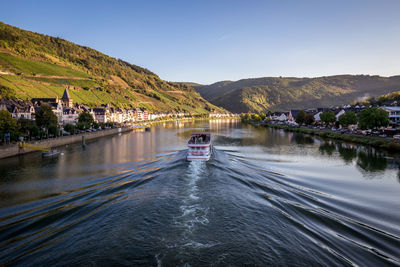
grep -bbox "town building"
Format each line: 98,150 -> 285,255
381,106 -> 400,126
61,88 -> 73,108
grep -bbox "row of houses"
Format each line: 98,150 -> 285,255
269,105 -> 400,126
0,88 -> 236,125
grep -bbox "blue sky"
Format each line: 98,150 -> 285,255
1,0 -> 400,84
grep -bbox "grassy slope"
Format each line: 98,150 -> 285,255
0,22 -> 223,113
194,76 -> 400,113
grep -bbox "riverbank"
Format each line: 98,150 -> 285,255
259,122 -> 400,152
0,127 -> 132,159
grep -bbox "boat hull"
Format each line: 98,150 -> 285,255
42,149 -> 60,157
186,149 -> 212,161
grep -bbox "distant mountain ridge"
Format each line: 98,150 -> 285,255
193,75 -> 400,113
0,21 -> 224,113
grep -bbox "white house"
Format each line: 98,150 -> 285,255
381,106 -> 400,125
314,112 -> 322,122
335,109 -> 345,120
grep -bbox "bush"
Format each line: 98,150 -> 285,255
48,125 -> 59,137
64,123 -> 75,134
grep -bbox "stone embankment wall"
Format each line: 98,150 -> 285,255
0,127 -> 131,159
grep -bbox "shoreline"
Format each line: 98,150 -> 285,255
256,122 -> 400,152
0,127 -> 132,159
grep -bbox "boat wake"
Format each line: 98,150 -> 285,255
176,160 -> 209,233
205,147 -> 400,266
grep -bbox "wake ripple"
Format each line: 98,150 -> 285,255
209,149 -> 400,266
0,152 -> 182,266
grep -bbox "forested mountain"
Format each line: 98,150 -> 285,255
0,22 -> 223,113
193,75 -> 400,113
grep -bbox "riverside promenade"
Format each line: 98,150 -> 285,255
0,127 -> 132,159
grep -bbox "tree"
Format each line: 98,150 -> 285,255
357,107 -> 389,130
320,111 -> 336,125
295,110 -> 306,125
35,104 -> 57,129
76,121 -> 87,130
64,123 -> 75,134
93,121 -> 99,129
251,113 -> 261,122
0,110 -> 17,139
30,125 -> 39,138
241,113 -> 251,121
305,113 -> 315,125
48,125 -> 59,137
78,112 -> 94,128
17,118 -> 37,139
338,111 -> 357,127
259,113 -> 266,121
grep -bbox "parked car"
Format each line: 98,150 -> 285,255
393,134 -> 400,139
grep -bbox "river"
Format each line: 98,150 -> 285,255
0,119 -> 399,266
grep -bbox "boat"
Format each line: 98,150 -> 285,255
187,132 -> 212,161
42,149 -> 61,158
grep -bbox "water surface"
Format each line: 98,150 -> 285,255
0,120 -> 399,266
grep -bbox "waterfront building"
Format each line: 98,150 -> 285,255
62,107 -> 79,125
92,107 -> 110,123
381,106 -> 400,126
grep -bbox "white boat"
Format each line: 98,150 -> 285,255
42,149 -> 60,158
187,132 -> 212,161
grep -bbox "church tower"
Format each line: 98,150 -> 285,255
61,88 -> 73,108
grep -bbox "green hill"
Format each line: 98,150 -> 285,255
0,21 -> 223,113
193,75 -> 400,113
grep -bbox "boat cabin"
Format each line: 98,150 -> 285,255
188,132 -> 211,144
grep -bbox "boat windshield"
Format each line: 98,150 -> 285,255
188,134 -> 210,144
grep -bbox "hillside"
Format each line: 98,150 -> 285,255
194,76 -> 400,113
0,22 -> 224,113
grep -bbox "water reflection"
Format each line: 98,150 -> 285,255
293,133 -> 314,145
337,143 -> 357,163
319,142 -> 336,156
283,131 -> 399,178
357,151 -> 387,173
316,140 -> 391,174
